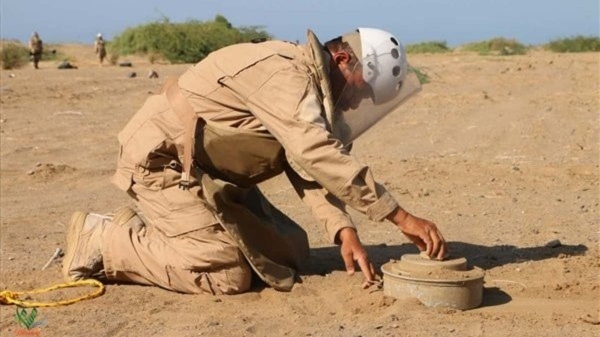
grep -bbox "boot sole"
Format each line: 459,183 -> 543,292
62,211 -> 88,281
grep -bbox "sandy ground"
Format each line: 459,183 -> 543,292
0,45 -> 598,337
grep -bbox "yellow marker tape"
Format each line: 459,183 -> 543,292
0,279 -> 105,308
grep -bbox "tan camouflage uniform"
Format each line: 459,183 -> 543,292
94,36 -> 106,64
29,33 -> 43,69
98,31 -> 400,294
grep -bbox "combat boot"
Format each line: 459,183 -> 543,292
62,211 -> 112,281
62,207 -> 148,281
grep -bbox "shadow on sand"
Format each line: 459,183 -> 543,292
292,241 -> 587,308
299,241 -> 588,276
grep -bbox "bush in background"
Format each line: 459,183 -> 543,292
110,14 -> 271,64
109,52 -> 120,65
406,41 -> 451,54
461,37 -> 528,55
0,41 -> 29,69
0,41 -> 70,69
41,45 -> 65,61
545,36 -> 600,52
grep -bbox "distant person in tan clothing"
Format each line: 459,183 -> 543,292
62,27 -> 447,295
94,33 -> 107,65
28,32 -> 43,69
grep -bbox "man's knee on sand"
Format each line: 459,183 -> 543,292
153,226 -> 254,295
163,259 -> 252,295
98,203 -> 253,295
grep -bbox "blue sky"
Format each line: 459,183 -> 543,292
1,0 -> 598,46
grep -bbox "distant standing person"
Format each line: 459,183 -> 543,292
29,32 -> 43,69
95,33 -> 107,65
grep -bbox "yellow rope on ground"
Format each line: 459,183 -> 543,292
0,279 -> 105,308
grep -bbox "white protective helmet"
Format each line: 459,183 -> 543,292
358,28 -> 408,104
97,33 -> 103,38
331,27 -> 421,144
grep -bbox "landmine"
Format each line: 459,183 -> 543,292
381,254 -> 485,310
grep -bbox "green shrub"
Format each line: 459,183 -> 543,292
41,45 -> 64,61
110,15 -> 272,64
0,42 -> 29,69
409,65 -> 430,84
109,52 -> 119,65
544,36 -> 600,52
461,37 -> 528,55
406,41 -> 451,54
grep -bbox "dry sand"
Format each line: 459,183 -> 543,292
1,45 -> 598,337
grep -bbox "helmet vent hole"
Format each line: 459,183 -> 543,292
391,49 -> 399,59
390,37 -> 399,46
392,66 -> 401,77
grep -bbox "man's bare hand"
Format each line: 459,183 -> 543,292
386,207 -> 447,260
337,227 -> 376,288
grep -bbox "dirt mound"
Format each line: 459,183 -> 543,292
26,163 -> 77,181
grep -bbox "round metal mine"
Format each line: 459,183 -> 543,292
381,254 -> 485,310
